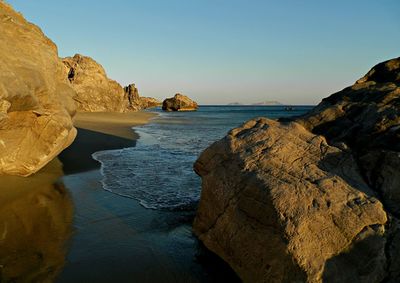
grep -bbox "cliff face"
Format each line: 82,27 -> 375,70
193,57 -> 400,282
0,2 -> 77,176
62,55 -> 159,112
62,54 -> 131,112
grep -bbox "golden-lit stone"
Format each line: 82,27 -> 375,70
0,2 -> 76,176
162,93 -> 198,111
193,57 -> 400,282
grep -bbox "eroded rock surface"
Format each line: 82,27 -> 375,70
62,54 -> 131,112
0,2 -> 77,176
124,83 -> 141,111
62,55 -> 159,112
162,93 -> 198,111
193,57 -> 400,282
297,57 -> 400,217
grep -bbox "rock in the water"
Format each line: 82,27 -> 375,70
162,93 -> 198,111
194,119 -> 387,282
193,57 -> 400,282
140,97 -> 161,109
62,54 -> 131,112
0,2 -> 77,176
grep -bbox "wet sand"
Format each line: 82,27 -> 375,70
59,111 -> 156,174
54,111 -> 239,282
0,159 -> 73,282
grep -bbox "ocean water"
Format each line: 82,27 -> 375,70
92,105 -> 313,210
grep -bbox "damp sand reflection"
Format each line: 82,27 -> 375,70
0,159 -> 73,282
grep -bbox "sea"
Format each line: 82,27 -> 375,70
92,105 -> 313,211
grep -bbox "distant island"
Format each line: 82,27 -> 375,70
228,101 -> 282,106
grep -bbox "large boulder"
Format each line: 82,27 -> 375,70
162,93 -> 198,111
62,54 -> 133,112
0,2 -> 77,176
298,57 -> 400,216
193,57 -> 400,282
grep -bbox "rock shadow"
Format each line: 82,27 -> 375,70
58,127 -> 136,175
322,233 -> 386,283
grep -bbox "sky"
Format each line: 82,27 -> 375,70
6,0 -> 400,105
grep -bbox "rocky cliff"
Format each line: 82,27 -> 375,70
0,2 -> 77,176
193,57 -> 400,282
62,55 -> 158,112
62,54 -> 131,112
162,93 -> 198,111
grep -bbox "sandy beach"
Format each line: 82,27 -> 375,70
0,159 -> 73,282
56,110 -> 238,282
0,110 -> 238,282
0,111 -> 156,282
73,111 -> 157,140
59,111 -> 157,174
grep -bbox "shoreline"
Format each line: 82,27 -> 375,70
55,110 -> 239,282
59,111 -> 157,174
73,111 -> 157,140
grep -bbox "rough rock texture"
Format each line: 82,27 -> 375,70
62,54 -> 132,112
62,55 -> 159,112
298,57 -> 400,217
162,93 -> 198,111
140,97 -> 161,109
124,83 -> 141,111
0,2 -> 77,176
193,57 -> 400,282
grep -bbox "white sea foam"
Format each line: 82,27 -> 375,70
93,106 -> 312,210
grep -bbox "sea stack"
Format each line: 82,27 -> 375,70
0,2 -> 77,176
162,93 -> 198,111
123,83 -> 141,111
193,57 -> 400,282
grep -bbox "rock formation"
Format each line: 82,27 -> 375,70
140,97 -> 161,109
0,2 -> 77,176
193,57 -> 400,282
62,54 -> 131,112
62,55 -> 159,112
124,83 -> 141,111
162,93 -> 198,111
298,57 -> 400,217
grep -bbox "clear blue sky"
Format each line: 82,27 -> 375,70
7,0 -> 400,105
